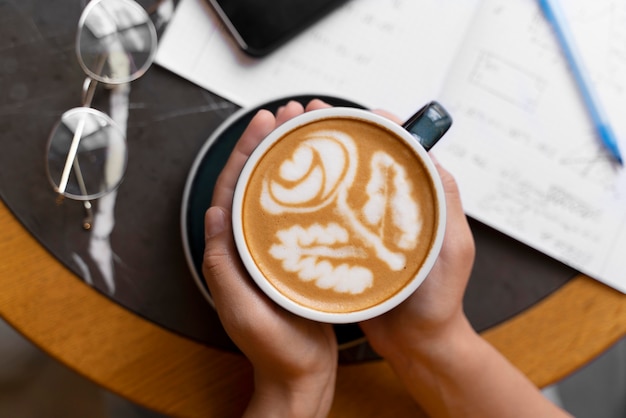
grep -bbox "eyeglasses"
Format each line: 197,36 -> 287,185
45,0 -> 158,230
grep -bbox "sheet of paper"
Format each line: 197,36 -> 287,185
155,0 -> 480,121
434,0 -> 626,292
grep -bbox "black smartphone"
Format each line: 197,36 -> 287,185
205,0 -> 349,57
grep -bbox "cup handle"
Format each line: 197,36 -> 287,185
402,101 -> 452,151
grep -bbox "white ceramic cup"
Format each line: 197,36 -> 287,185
232,106 -> 448,323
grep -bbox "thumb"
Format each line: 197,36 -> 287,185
202,206 -> 239,298
205,205 -> 229,242
203,206 -> 269,321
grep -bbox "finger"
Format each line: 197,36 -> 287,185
211,109 -> 276,209
432,158 -> 464,223
202,206 -> 263,311
432,159 -> 476,264
202,206 -> 237,297
305,99 -> 332,112
372,109 -> 402,125
275,100 -> 304,126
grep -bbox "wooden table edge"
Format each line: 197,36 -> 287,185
2,199 -> 626,416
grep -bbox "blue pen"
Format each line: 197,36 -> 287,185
538,0 -> 623,165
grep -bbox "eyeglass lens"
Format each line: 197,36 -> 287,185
46,108 -> 127,201
77,0 -> 157,84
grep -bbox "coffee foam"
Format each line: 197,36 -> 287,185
242,117 -> 438,313
261,130 -> 356,214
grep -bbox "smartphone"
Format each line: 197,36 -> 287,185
206,0 -> 349,57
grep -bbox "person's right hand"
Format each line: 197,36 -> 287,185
359,159 -> 476,360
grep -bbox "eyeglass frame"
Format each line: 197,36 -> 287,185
45,0 -> 159,230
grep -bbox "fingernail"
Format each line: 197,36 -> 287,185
205,206 -> 227,240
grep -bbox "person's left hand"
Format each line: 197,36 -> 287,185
203,100 -> 337,418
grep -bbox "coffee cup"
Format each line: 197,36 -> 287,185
232,103 -> 451,323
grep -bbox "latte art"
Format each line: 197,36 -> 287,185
261,130 -> 356,214
365,151 -> 421,250
240,117 -> 439,314
269,222 -> 373,295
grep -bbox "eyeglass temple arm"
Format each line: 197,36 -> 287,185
63,50 -> 111,228
57,115 -> 86,195
56,77 -> 99,196
56,77 -> 97,230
